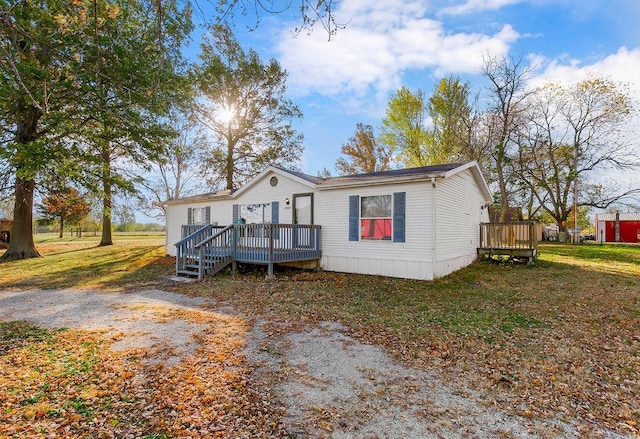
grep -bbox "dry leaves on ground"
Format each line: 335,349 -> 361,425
0,312 -> 288,438
171,250 -> 640,437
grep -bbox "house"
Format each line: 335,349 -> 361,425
166,161 -> 492,280
594,212 -> 640,243
0,218 -> 11,244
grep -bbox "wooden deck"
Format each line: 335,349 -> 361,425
478,221 -> 537,264
175,224 -> 321,279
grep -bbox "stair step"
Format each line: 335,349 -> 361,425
177,270 -> 199,277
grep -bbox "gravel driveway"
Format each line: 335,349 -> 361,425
0,288 -> 628,438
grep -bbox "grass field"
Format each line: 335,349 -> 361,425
1,239 -> 639,437
0,234 -> 167,290
32,231 -> 166,244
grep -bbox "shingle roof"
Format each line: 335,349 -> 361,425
171,161 -> 488,203
271,166 -> 322,184
275,163 -> 465,186
319,163 -> 464,184
165,189 -> 234,205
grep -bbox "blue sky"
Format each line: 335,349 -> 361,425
191,0 -> 640,183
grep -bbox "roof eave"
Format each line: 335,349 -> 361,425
166,193 -> 233,205
316,172 -> 449,190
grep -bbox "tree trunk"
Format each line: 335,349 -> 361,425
0,177 -> 40,261
2,101 -> 43,261
226,140 -> 234,190
100,147 -> 113,246
59,216 -> 64,238
496,142 -> 509,222
226,131 -> 235,190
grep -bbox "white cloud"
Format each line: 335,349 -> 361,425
277,0 -> 519,99
439,0 -> 525,16
529,46 -> 640,103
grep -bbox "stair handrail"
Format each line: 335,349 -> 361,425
175,224 -> 214,275
194,224 -> 233,249
175,224 -> 214,247
194,225 -> 234,280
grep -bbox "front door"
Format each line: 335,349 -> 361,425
293,193 -> 313,247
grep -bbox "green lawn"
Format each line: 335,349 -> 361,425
0,236 -> 168,290
33,231 -> 166,244
1,240 -> 639,436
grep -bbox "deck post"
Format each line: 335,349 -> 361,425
197,246 -> 204,280
232,225 -> 238,260
266,224 -> 275,279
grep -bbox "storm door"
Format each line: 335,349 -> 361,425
293,193 -> 314,247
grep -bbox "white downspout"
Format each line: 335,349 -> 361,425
431,177 -> 437,279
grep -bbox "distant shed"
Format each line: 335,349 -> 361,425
0,217 -> 11,244
594,213 -> 640,243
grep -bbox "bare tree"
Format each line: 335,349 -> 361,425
138,113 -> 208,219
514,77 -> 639,230
482,55 -> 531,220
193,0 -> 343,38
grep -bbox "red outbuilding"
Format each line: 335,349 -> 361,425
594,212 -> 640,243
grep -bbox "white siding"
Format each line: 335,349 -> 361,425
316,181 -> 435,280
596,220 -> 606,243
433,169 -> 488,277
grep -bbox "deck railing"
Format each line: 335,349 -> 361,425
181,224 -> 220,238
478,221 -> 537,263
176,223 -> 321,278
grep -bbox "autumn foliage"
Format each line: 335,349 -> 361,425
39,188 -> 91,238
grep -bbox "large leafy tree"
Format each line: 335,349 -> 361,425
192,24 -> 303,190
514,77 -> 639,231
335,123 -> 391,175
0,0 -> 79,259
379,87 -> 430,167
427,76 -> 473,164
79,0 -> 190,246
0,0 -> 191,258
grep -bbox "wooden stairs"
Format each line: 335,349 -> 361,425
177,255 -> 234,278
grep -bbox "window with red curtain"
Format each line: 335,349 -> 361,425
360,195 -> 392,240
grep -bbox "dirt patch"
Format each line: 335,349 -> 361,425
246,320 -> 631,438
0,288 -> 633,438
0,288 -> 214,366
